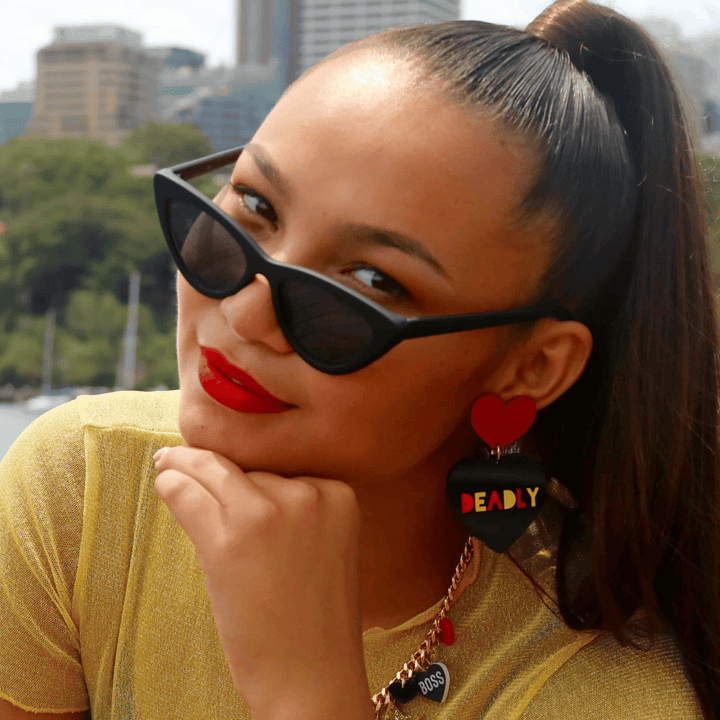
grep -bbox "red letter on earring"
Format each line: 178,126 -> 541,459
487,490 -> 503,511
516,488 -> 527,508
461,494 -> 474,513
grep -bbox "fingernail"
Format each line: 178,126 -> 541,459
153,446 -> 168,463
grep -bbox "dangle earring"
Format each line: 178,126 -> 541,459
446,395 -> 547,554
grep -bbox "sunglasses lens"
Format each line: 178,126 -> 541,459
165,191 -> 378,371
168,198 -> 247,293
279,279 -> 375,368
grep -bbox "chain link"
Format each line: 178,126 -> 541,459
372,537 -> 474,718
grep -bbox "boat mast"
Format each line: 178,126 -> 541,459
117,271 -> 140,391
41,307 -> 56,395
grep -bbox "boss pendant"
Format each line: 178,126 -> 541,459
388,662 -> 451,705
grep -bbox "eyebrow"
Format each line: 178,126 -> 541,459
244,142 -> 292,200
242,143 -> 448,278
338,224 -> 449,278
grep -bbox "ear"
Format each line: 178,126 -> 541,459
490,320 -> 592,410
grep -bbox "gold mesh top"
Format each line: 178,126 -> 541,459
0,391 -> 702,719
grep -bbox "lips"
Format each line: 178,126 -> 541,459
199,347 -> 293,414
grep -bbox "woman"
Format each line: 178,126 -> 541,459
0,1 -> 717,718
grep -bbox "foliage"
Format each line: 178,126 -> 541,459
0,315 -> 46,386
137,330 -> 180,389
1,193 -> 162,315
122,122 -> 213,169
0,131 -> 184,390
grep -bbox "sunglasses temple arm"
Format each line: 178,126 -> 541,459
170,146 -> 245,182
398,304 -> 574,340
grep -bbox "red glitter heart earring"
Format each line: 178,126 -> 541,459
446,394 -> 547,553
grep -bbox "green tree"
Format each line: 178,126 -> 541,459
136,329 -> 179,389
64,289 -> 126,343
122,122 -> 213,168
0,315 -> 46,385
1,193 -> 163,317
0,136 -> 181,389
56,291 -> 178,389
0,137 -> 129,217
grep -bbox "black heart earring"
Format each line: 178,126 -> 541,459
446,394 -> 547,554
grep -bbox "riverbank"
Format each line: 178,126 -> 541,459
0,384 -> 111,404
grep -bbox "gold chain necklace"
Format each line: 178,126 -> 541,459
372,537 -> 475,718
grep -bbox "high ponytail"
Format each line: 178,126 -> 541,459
376,3 -> 720,717
527,5 -> 720,717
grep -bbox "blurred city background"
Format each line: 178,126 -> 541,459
1,0 -> 719,453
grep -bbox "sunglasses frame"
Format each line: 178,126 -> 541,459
154,145 -> 574,375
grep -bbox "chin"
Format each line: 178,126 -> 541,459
176,384 -> 302,476
177,387 -> 222,450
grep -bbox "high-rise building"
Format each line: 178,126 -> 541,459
161,63 -> 279,150
237,0 -> 276,65
272,0 -> 301,87
154,47 -> 208,118
216,0 -> 462,149
0,82 -> 34,144
237,0 -> 300,87
297,0 -> 461,74
151,47 -> 206,72
26,25 -> 160,147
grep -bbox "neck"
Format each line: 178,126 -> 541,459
352,462 -> 471,633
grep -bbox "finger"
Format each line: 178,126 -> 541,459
249,471 -> 359,525
153,450 -> 284,557
154,467 -> 224,545
244,472 -> 361,563
154,445 -> 262,508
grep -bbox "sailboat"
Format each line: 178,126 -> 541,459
25,270 -> 141,413
115,270 -> 140,391
24,307 -> 72,412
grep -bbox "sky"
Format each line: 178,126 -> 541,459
2,0 -> 720,94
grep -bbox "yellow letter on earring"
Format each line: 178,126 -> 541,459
526,487 -> 539,507
503,489 -> 516,509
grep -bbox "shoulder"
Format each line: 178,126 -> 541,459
2,390 -> 182,503
74,389 -> 181,435
5,390 -> 181,456
1,390 -> 181,510
520,628 -> 703,719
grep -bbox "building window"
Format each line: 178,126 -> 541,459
62,115 -> 88,132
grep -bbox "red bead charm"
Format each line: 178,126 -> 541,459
439,617 -> 455,645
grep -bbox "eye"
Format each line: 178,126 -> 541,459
348,266 -> 408,299
230,184 -> 278,225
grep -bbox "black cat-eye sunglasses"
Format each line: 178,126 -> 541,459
154,145 -> 572,375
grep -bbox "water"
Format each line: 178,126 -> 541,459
0,403 -> 45,460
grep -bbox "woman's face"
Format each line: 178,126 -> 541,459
176,48 -> 551,483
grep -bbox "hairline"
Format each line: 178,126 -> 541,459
285,32 -> 555,264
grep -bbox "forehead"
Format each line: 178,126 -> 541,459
259,51 -> 532,217
246,48 -> 549,307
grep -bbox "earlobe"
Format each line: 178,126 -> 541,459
496,320 -> 593,410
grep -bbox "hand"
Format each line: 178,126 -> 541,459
153,446 -> 375,720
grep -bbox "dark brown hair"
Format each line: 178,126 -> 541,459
378,2 -> 720,717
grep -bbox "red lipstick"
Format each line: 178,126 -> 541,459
199,347 -> 292,414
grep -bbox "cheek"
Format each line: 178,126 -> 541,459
175,275 -> 213,346
301,332 -> 503,474
175,278 -> 197,378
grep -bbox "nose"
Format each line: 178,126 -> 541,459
219,274 -> 294,355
